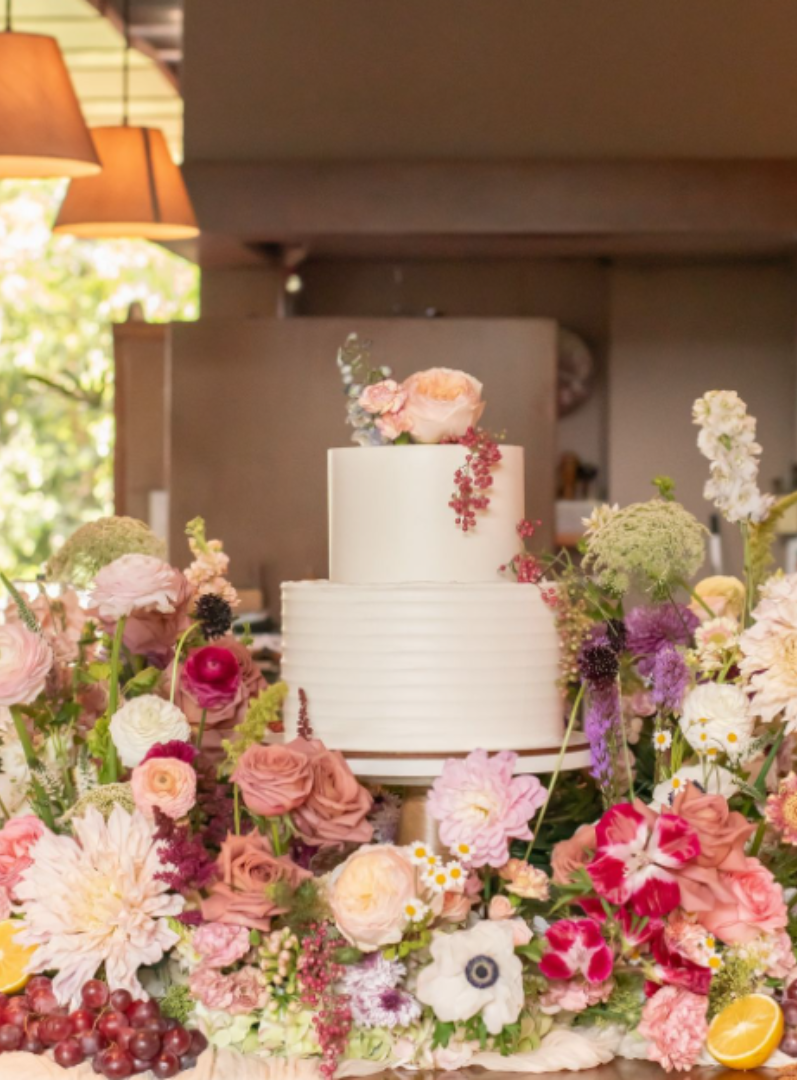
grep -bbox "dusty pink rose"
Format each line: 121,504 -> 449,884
401,368 -> 485,444
488,895 -> 514,921
327,845 -> 417,951
288,738 -> 373,848
5,588 -> 87,665
231,743 -> 313,818
90,554 -> 185,622
0,815 -> 46,900
358,380 -> 408,416
201,832 -> 311,931
131,757 -> 197,820
121,570 -> 194,658
170,636 -> 267,760
193,922 -> 251,969
670,783 -> 753,871
189,964 -> 268,1015
638,986 -> 708,1072
540,978 -> 614,1016
182,646 -> 242,710
698,857 -> 788,944
0,622 -> 53,707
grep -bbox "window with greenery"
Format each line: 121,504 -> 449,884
0,180 -> 199,576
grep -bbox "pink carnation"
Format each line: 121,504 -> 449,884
193,922 -> 251,968
540,978 -> 614,1015
0,622 -> 53,707
427,750 -> 546,868
638,986 -> 708,1072
0,816 -> 46,901
189,964 -> 268,1015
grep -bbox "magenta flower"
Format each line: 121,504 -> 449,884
182,645 -> 242,710
588,803 -> 700,917
539,918 -> 613,984
427,750 -> 546,869
143,740 -> 199,765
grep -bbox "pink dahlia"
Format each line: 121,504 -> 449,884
427,750 -> 546,869
539,918 -> 614,984
766,772 -> 797,845
588,803 -> 700,917
638,985 -> 708,1072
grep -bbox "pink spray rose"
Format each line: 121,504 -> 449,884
698,857 -> 788,945
400,368 -> 485,444
487,895 -> 514,921
0,816 -> 46,900
288,738 -> 373,848
358,380 -> 408,417
327,845 -> 417,951
231,743 -> 313,818
638,986 -> 708,1072
193,922 -> 251,968
0,622 -> 53,707
131,756 -> 197,820
182,646 -> 242,710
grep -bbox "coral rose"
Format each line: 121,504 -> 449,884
288,738 -> 373,847
401,368 -> 485,444
0,622 -> 53,707
698,858 -> 788,945
201,833 -> 311,931
182,645 -> 242,710
327,845 -> 418,951
670,782 -> 753,871
231,744 -> 313,818
131,757 -> 196,820
0,815 -> 45,900
551,825 -> 598,885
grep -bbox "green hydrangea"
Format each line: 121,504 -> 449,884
583,499 -> 706,599
47,516 -> 166,586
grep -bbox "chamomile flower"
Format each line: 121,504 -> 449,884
445,861 -> 467,892
450,841 -> 474,863
653,730 -> 672,752
424,865 -> 453,894
707,953 -> 724,973
402,898 -> 429,924
408,841 -> 433,866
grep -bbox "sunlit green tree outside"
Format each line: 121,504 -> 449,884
0,180 -> 199,577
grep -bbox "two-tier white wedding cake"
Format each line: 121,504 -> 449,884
281,439 -> 590,779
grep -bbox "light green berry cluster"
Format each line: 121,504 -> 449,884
258,927 -> 301,1013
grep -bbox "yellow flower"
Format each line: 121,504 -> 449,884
690,576 -> 745,623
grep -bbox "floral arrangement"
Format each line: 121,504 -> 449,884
5,389 -> 797,1078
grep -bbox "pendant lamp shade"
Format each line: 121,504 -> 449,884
53,126 -> 199,240
0,32 -> 101,178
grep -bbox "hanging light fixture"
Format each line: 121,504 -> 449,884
0,0 -> 100,178
53,0 -> 198,240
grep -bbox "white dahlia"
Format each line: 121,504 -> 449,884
740,574 -> 797,730
15,805 -> 183,1006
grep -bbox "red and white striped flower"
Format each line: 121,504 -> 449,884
587,803 -> 700,918
539,918 -> 613,984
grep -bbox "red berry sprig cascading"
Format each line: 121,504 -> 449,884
298,923 -> 352,1079
448,427 -> 502,532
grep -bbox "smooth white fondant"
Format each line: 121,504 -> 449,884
281,580 -> 585,777
328,445 -> 524,584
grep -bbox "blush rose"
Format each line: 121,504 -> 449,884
698,858 -> 788,944
231,743 -> 313,818
400,368 -> 485,444
328,845 -> 417,951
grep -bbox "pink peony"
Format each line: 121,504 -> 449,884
358,380 -> 408,417
400,368 -> 485,444
638,986 -> 708,1072
288,737 -> 373,848
539,918 -> 614,985
131,757 -> 197,820
328,845 -> 418,951
231,743 -> 313,818
540,978 -> 614,1015
0,622 -> 53,707
193,922 -> 251,968
90,554 -> 186,622
0,816 -> 46,900
427,750 -> 546,869
698,857 -> 788,945
182,646 -> 242,710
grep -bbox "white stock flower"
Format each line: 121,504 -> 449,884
740,573 -> 797,730
679,682 -> 754,759
415,920 -> 524,1035
110,694 -> 191,768
693,390 -> 773,524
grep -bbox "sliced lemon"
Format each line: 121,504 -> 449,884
707,993 -> 784,1070
0,920 -> 36,995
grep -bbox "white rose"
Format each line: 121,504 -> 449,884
110,694 -> 191,768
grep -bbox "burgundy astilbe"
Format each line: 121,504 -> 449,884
143,740 -> 199,765
195,758 -> 235,847
153,808 -> 216,895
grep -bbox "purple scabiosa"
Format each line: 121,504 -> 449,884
626,604 -> 699,678
605,618 -> 628,655
651,645 -> 689,715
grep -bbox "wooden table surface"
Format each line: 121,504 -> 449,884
373,1066 -> 794,1079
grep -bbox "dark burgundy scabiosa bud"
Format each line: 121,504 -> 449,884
577,641 -> 620,691
194,593 -> 234,640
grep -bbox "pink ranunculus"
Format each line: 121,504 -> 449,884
588,803 -> 700,918
697,857 -> 788,945
358,380 -> 408,416
539,918 -> 614,985
90,554 -> 185,622
182,645 -> 242,710
427,750 -> 546,869
0,622 -> 53,707
400,368 -> 485,444
288,738 -> 373,848
638,986 -> 709,1073
193,922 -> 251,969
231,743 -> 313,818
327,845 -> 417,952
540,978 -> 614,1015
121,569 -> 194,659
131,757 -> 197,820
0,816 -> 46,900
169,636 -> 267,761
201,832 -> 311,931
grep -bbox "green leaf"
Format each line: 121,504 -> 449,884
123,665 -> 162,698
84,661 -> 112,684
515,939 -> 544,962
431,1021 -> 455,1050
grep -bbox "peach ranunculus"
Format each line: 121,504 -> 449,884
231,743 -> 313,818
327,845 -> 417,951
0,622 -> 53,708
131,757 -> 197,820
400,368 -> 485,444
670,782 -> 753,871
201,833 -> 311,931
0,816 -> 46,900
698,858 -> 788,945
288,738 -> 373,848
551,825 -> 598,885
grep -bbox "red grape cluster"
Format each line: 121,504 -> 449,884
780,983 -> 797,1057
0,976 -> 208,1078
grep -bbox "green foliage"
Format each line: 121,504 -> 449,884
0,179 -> 198,578
0,572 -> 41,631
652,475 -> 676,501
123,666 -> 162,698
220,682 -> 289,773
708,954 -> 761,1019
160,984 -> 194,1025
576,971 -> 645,1029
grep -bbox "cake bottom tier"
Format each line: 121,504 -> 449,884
281,581 -> 590,778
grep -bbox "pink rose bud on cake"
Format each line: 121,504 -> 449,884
400,367 -> 485,443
